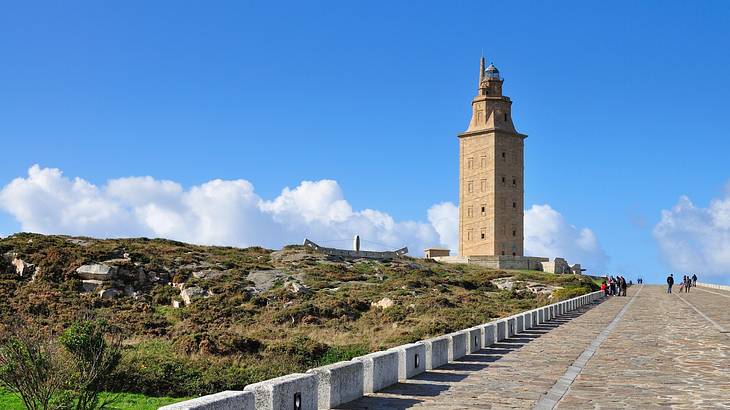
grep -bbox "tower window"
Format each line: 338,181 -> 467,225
480,179 -> 486,192
512,178 -> 516,185
501,176 -> 505,183
502,152 -> 506,159
467,229 -> 473,241
501,251 -> 505,255
512,252 -> 516,256
468,181 -> 473,193
480,228 -> 486,240
467,206 -> 473,217
481,205 -> 486,215
512,230 -> 516,237
480,156 -> 486,168
467,157 -> 474,169
512,202 -> 517,208
504,113 -> 508,121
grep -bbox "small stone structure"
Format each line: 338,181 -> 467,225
303,239 -> 407,260
540,257 -> 571,274
424,248 -> 450,258
432,254 -> 548,270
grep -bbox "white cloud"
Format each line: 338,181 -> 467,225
0,165 -> 443,254
524,204 -> 609,272
0,166 -> 607,268
653,191 -> 730,281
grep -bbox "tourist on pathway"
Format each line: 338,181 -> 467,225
685,275 -> 692,293
620,276 -> 627,296
609,277 -> 617,296
601,280 -> 608,296
667,274 -> 674,293
692,273 -> 698,287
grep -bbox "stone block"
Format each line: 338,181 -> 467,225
244,373 -> 317,410
159,391 -> 254,410
467,327 -> 481,353
448,331 -> 468,360
507,318 -> 516,337
391,342 -> 426,380
161,392 -> 252,410
76,263 -> 117,280
423,336 -> 449,370
538,308 -> 545,323
523,312 -> 532,330
354,350 -> 399,393
515,315 -> 524,334
308,361 -> 363,408
496,320 -> 507,341
481,323 -> 496,347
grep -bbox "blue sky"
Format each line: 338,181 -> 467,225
2,1 -> 730,284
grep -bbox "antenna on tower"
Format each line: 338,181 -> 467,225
479,54 -> 485,84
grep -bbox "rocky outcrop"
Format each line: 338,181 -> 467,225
76,263 -> 117,280
181,286 -> 208,306
99,288 -> 121,299
247,269 -> 287,292
371,297 -> 394,310
193,270 -> 224,280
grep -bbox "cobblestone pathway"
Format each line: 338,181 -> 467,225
339,285 -> 730,409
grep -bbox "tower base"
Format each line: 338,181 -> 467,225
431,255 -> 549,270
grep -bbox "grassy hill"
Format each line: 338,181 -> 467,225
0,233 -> 597,400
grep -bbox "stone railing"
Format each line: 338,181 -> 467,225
696,282 -> 730,292
160,290 -> 605,410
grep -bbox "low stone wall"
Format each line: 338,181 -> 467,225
432,255 -> 549,270
160,290 -> 605,410
697,282 -> 730,292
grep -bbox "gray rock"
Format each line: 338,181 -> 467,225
81,280 -> 105,293
284,281 -> 310,294
76,264 -> 117,280
99,288 -> 121,299
181,286 -> 208,306
192,270 -> 224,280
11,257 -> 35,277
247,269 -> 286,292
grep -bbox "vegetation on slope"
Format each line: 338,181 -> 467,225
0,233 -> 597,398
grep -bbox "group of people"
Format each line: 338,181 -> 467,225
666,273 -> 698,293
600,275 -> 628,297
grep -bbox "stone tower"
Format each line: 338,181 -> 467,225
458,57 -> 526,257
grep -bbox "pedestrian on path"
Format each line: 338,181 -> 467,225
620,276 -> 627,296
667,274 -> 674,293
685,275 -> 691,293
692,273 -> 697,287
601,280 -> 607,296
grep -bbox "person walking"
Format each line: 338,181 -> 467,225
601,280 -> 608,297
692,273 -> 697,287
620,276 -> 627,296
685,275 -> 692,293
667,274 -> 674,293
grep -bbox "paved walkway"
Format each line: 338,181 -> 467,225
339,285 -> 730,409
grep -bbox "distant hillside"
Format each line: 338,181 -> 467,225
0,233 -> 597,398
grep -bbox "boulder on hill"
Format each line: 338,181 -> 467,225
192,270 -> 224,280
181,286 -> 208,306
247,269 -> 286,292
76,263 -> 117,280
99,288 -> 121,299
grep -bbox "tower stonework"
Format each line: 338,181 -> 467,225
459,58 -> 526,257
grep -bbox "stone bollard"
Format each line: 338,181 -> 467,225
481,323 -> 496,347
507,318 -> 516,338
158,391 -> 255,410
448,330 -> 468,360
515,315 -> 524,334
307,361 -> 364,409
423,336 -> 449,370
354,350 -> 399,394
468,327 -> 481,353
392,342 -> 426,381
244,373 -> 317,410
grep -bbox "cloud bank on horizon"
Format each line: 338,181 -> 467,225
0,165 -> 608,271
654,187 -> 730,280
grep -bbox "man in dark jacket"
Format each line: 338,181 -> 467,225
667,274 -> 674,293
692,274 -> 698,287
